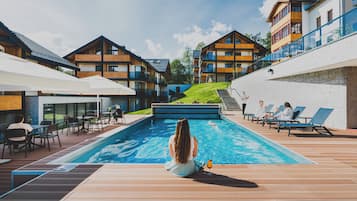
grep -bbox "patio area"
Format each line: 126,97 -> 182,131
0,115 -> 147,195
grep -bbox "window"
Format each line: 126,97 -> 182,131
291,3 -> 302,12
224,37 -> 232,44
327,9 -> 333,22
235,51 -> 241,56
108,65 -> 119,72
224,63 -> 232,68
235,38 -> 241,44
225,52 -> 233,56
108,46 -> 118,55
95,65 -> 102,71
316,16 -> 321,28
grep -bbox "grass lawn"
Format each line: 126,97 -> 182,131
128,82 -> 229,114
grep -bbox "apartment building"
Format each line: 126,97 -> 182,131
193,31 -> 267,83
267,0 -> 303,52
64,36 -> 170,112
0,21 -> 101,125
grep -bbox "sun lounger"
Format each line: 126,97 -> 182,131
250,104 -> 274,123
263,106 -> 306,128
277,108 -> 333,136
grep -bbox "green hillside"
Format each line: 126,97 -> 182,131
129,82 -> 229,114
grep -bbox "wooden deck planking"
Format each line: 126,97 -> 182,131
62,113 -> 357,201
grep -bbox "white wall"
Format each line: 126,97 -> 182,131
231,68 -> 347,129
302,0 -> 342,35
230,33 -> 357,129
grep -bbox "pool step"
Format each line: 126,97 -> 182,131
217,89 -> 241,111
152,103 -> 221,119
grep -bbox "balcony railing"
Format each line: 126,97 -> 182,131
129,72 -> 147,80
202,67 -> 215,73
239,8 -> 357,79
202,55 -> 216,60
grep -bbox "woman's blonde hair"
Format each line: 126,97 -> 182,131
174,119 -> 191,163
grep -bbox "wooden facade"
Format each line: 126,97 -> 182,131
193,31 -> 267,83
268,0 -> 303,52
64,36 -> 169,111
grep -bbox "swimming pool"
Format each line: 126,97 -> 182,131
54,117 -> 312,164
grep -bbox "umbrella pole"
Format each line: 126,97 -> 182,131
96,94 -> 100,118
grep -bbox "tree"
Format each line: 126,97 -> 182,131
195,42 -> 205,50
245,32 -> 271,53
169,59 -> 189,84
181,47 -> 193,83
261,32 -> 271,53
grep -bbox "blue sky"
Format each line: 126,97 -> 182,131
0,0 -> 275,60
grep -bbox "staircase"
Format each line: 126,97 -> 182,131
217,89 -> 241,111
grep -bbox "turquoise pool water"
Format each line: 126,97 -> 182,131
69,118 -> 312,164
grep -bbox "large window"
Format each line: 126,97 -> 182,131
95,65 -> 102,72
43,104 -> 54,124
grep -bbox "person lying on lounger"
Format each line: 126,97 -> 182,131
255,100 -> 266,119
165,119 -> 204,177
272,102 -> 293,120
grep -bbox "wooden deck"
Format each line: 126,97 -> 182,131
62,113 -> 357,201
0,115 -> 148,196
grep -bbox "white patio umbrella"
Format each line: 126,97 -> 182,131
79,76 -> 136,117
0,52 -> 88,92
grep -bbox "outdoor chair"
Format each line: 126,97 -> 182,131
89,116 -> 104,132
250,104 -> 274,123
34,124 -> 61,151
277,108 -> 334,136
263,106 -> 306,128
64,116 -> 80,135
2,129 -> 30,158
243,104 -> 274,121
113,108 -> 125,124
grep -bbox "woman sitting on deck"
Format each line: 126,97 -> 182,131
165,119 -> 203,177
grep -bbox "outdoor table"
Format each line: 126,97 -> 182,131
77,116 -> 96,132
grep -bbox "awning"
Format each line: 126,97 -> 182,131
79,75 -> 136,96
0,52 -> 88,92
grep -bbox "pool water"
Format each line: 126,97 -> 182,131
70,118 -> 312,164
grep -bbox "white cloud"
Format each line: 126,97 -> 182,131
145,39 -> 163,57
259,0 -> 278,18
172,20 -> 233,50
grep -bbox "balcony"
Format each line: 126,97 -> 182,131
77,71 -> 101,78
217,67 -> 233,73
103,72 -> 128,79
103,54 -> 130,62
74,54 -> 101,62
241,8 -> 357,78
236,55 -> 253,61
236,43 -> 254,49
272,12 -> 302,32
217,56 -> 234,61
215,43 -> 234,49
129,72 -> 147,81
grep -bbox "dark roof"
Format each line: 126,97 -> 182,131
145,59 -> 170,73
193,50 -> 201,59
202,30 -> 267,53
14,32 -> 79,70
